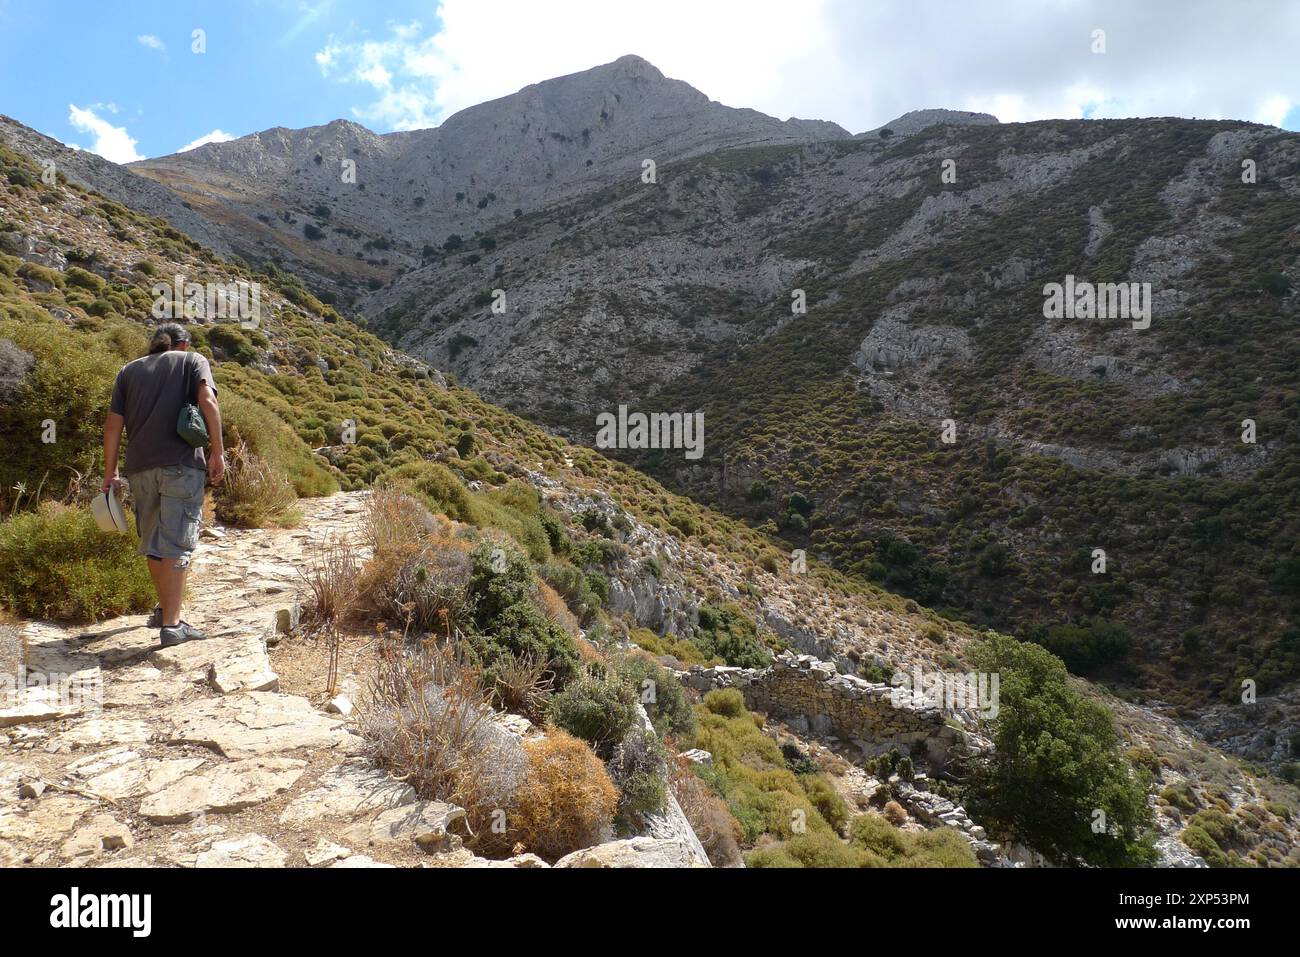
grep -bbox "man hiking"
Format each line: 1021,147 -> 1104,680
102,322 -> 224,647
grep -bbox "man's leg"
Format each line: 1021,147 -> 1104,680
147,556 -> 188,627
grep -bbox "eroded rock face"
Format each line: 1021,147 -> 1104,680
555,835 -> 708,868
278,759 -> 416,824
340,800 -> 467,851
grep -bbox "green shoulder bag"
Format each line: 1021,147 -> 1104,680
176,353 -> 210,448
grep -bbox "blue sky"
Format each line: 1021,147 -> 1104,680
0,0 -> 440,159
1,0 -> 1296,163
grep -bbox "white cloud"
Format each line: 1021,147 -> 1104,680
178,129 -> 236,153
67,104 -> 145,163
137,34 -> 166,52
313,0 -> 1300,134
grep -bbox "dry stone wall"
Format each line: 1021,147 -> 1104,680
683,651 -> 981,771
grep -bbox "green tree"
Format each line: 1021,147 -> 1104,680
968,633 -> 1156,866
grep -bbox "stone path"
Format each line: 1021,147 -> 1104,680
0,491 -> 709,869
0,492 -> 502,868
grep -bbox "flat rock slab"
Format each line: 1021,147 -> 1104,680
279,759 -> 416,824
340,800 -> 466,850
47,717 -> 151,750
162,692 -> 350,758
195,833 -> 287,868
151,635 -> 278,695
69,748 -> 208,801
304,839 -> 352,865
138,757 -> 306,823
330,854 -> 395,868
554,836 -> 709,868
100,664 -> 195,710
462,853 -> 550,869
0,698 -> 70,728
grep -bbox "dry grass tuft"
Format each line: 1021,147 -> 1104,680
299,535 -> 361,633
362,484 -> 446,553
671,766 -> 744,867
216,442 -> 299,528
536,580 -> 580,637
357,638 -> 526,849
489,649 -> 554,721
883,799 -> 909,826
356,537 -> 475,636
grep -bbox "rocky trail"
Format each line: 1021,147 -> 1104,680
0,492 -> 543,869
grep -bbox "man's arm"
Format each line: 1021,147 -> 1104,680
197,381 -> 225,485
103,412 -> 125,492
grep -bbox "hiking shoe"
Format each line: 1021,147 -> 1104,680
159,621 -> 208,648
146,605 -> 163,628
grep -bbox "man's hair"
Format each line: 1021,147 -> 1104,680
148,323 -> 191,355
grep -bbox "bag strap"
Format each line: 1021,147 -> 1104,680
182,351 -> 198,404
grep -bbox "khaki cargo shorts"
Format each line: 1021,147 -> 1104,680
128,465 -> 206,565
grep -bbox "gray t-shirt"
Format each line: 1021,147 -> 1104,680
110,350 -> 217,476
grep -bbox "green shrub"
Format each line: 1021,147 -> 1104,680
693,602 -> 772,668
1031,619 -> 1133,674
747,831 -> 869,868
849,813 -> 979,867
385,461 -> 477,522
614,653 -> 697,738
609,727 -> 669,820
1180,824 -> 1231,867
627,626 -> 714,665
465,540 -> 580,687
547,666 -> 640,759
702,687 -> 747,718
539,560 -> 603,623
800,774 -> 849,834
0,316 -> 120,508
220,393 -> 336,497
64,266 -> 105,293
0,504 -> 154,621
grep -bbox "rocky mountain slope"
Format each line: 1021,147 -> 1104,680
114,55 -> 846,305
359,115 -> 1300,763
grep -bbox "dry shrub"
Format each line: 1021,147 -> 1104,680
358,639 -> 525,847
507,730 -> 618,863
299,535 -> 360,633
299,535 -> 361,693
489,649 -> 554,721
575,635 -> 605,664
362,484 -> 446,553
536,580 -> 579,637
671,768 -> 744,867
215,442 -> 298,528
357,536 -> 475,635
883,800 -> 909,826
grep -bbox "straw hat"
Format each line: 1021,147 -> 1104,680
91,487 -> 130,534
